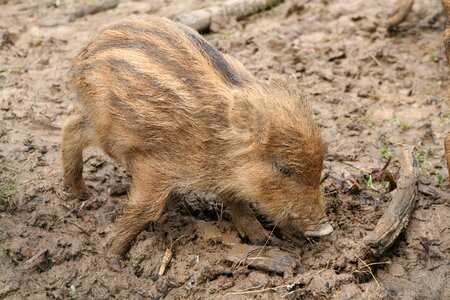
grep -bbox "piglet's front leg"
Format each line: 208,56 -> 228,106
226,201 -> 269,245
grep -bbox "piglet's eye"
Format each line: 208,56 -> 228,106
274,161 -> 293,177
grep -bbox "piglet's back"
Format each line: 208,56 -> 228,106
72,15 -> 248,92
70,15 -> 251,154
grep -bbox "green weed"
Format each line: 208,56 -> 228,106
435,172 -> 443,185
414,151 -> 425,167
0,161 -> 17,207
392,113 -> 410,130
380,144 -> 391,159
70,285 -> 78,300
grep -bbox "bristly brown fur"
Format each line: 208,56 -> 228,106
62,15 -> 329,258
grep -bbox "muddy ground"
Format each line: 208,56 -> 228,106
0,0 -> 449,299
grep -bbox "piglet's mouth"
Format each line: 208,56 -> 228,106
303,222 -> 333,238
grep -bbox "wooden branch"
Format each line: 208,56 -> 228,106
70,0 -> 119,21
361,146 -> 419,257
172,0 -> 283,32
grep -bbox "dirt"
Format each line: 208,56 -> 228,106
0,0 -> 449,299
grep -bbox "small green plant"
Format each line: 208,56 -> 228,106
435,172 -> 443,185
380,144 -> 391,159
319,2 -> 330,16
0,162 -> 17,206
0,224 -> 4,231
430,53 -> 439,62
221,33 -> 232,41
363,117 -> 375,128
414,151 -> 425,167
427,148 -> 433,156
70,285 -> 78,300
362,174 -> 372,186
1,248 -> 11,258
0,181 -> 16,199
362,175 -> 377,192
361,173 -> 391,193
392,113 -> 410,130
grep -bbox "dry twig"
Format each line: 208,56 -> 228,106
353,256 -> 390,288
158,235 -> 185,276
231,223 -> 276,273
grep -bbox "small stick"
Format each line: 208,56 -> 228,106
247,223 -> 276,262
354,255 -> 380,288
158,248 -> 173,276
225,284 -> 292,295
370,54 -> 382,66
232,223 -> 277,273
21,249 -> 48,269
353,259 -> 390,272
379,157 -> 392,173
56,215 -> 90,236
226,276 -> 313,296
365,261 -> 391,267
158,235 -> 185,276
66,220 -> 90,236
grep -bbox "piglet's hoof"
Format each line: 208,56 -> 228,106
77,190 -> 93,200
228,202 -> 273,245
246,228 -> 270,245
231,216 -> 270,245
107,257 -> 122,272
249,229 -> 283,246
63,185 -> 93,200
104,240 -> 123,272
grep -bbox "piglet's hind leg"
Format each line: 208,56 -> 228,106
61,114 -> 91,199
107,165 -> 170,258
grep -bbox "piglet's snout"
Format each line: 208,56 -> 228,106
304,221 -> 333,238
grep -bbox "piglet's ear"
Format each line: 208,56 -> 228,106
229,95 -> 267,144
